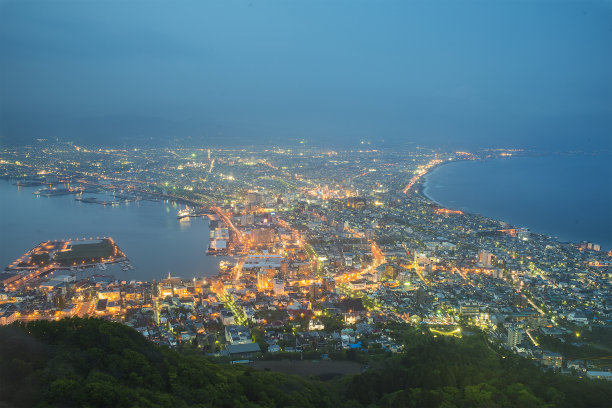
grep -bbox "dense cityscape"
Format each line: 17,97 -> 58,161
1,142 -> 610,385
2,0 -> 611,405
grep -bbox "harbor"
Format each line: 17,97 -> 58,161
1,181 -> 229,281
1,237 -> 130,291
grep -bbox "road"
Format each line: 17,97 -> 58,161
402,158 -> 443,195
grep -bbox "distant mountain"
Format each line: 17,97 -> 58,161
0,113 -> 196,147
0,113 -> 312,148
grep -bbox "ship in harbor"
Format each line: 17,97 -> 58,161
75,197 -> 119,206
177,208 -> 195,219
34,187 -> 83,197
177,207 -> 214,219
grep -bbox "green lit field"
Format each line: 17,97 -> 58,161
53,239 -> 118,266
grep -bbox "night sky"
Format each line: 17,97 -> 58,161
1,0 -> 611,149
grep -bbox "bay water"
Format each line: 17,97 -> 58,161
424,154 -> 612,250
0,181 -> 226,281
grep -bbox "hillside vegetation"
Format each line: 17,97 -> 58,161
1,318 -> 612,407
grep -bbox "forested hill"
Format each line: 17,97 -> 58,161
0,318 -> 335,408
1,318 -> 612,408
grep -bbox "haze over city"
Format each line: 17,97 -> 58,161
1,0 -> 611,150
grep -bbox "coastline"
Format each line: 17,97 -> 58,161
416,159 -> 459,205
416,155 -> 612,251
416,157 -> 477,207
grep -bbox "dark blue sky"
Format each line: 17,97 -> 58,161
1,0 -> 611,149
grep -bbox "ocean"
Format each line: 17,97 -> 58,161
424,154 -> 612,250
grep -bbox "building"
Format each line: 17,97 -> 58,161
273,277 -> 285,296
507,326 -> 523,348
210,240 -> 227,251
580,242 -> 601,251
227,342 -> 262,360
225,325 -> 252,345
347,197 -> 366,210
240,213 -> 255,226
221,310 -> 235,325
308,319 -> 324,331
257,269 -> 277,292
0,306 -> 17,326
586,371 -> 612,381
214,228 -> 230,240
309,283 -> 322,299
349,279 -> 367,291
385,264 -> 399,280
243,254 -> 283,270
416,288 -> 431,305
459,302 -> 480,316
478,250 -> 492,267
541,351 -> 562,369
251,228 -> 275,246
245,192 -> 262,206
323,277 -> 335,292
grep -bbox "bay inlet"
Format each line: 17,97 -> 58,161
0,181 -> 228,281
423,154 -> 612,251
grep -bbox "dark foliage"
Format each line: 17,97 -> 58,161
1,319 -> 611,408
347,331 -> 612,408
0,318 -> 335,408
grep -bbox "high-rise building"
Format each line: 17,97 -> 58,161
309,283 -> 322,300
272,277 -> 285,296
257,269 -> 273,291
251,228 -> 274,246
580,241 -> 601,251
280,261 -> 289,275
347,197 -> 366,210
385,264 -> 398,280
240,213 -> 255,226
245,192 -> 262,206
478,250 -> 492,267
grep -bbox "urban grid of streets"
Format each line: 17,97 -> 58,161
1,144 -> 611,373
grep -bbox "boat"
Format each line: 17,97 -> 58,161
34,188 -> 81,197
177,208 -> 194,219
96,263 -> 107,271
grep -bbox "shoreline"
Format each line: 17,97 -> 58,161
415,159 -> 458,205
415,155 -> 611,251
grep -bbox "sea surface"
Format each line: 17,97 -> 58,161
424,154 -> 612,251
0,181 -> 228,281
